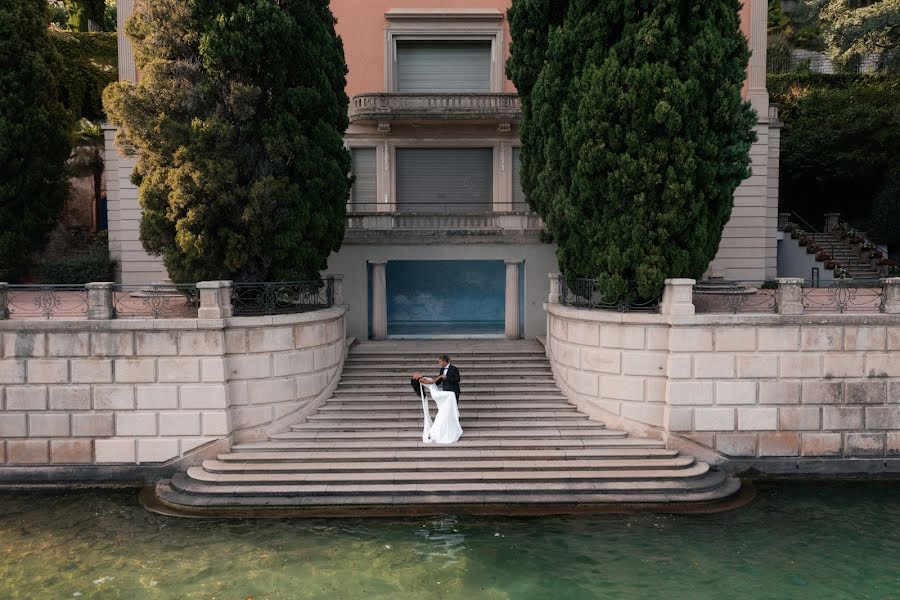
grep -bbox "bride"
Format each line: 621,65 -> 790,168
411,372 -> 463,444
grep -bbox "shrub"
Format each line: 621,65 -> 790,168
38,252 -> 117,284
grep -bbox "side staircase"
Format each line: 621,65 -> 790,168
812,231 -> 883,284
153,340 -> 742,515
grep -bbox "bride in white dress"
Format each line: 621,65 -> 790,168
412,373 -> 462,444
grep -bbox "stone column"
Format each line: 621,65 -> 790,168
882,278 -> 900,314
547,273 -> 561,305
197,281 -> 233,319
0,282 -> 9,320
370,261 -> 388,340
777,278 -> 805,315
660,279 -> 696,316
328,274 -> 345,306
86,282 -> 115,320
747,0 -> 769,115
117,0 -> 137,83
505,261 -> 522,339
824,213 -> 841,232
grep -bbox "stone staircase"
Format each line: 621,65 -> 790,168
152,340 -> 741,515
812,232 -> 883,284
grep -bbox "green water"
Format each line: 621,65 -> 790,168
1,484 -> 898,600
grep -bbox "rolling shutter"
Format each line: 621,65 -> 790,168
396,148 -> 493,212
350,148 -> 377,211
396,41 -> 492,92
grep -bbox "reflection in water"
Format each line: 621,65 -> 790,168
0,483 -> 899,599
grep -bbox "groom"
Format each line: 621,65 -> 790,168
409,354 -> 462,402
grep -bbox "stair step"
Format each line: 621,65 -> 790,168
318,402 -> 575,411
291,419 -> 601,431
306,411 -> 586,421
232,437 -> 666,451
271,429 -> 624,440
325,394 -> 569,402
218,447 -> 680,462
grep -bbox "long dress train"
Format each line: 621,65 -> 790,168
419,383 -> 463,444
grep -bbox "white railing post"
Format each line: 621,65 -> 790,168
777,278 -> 806,315
548,273 -> 561,305
660,279 -> 696,316
197,281 -> 233,319
882,278 -> 900,314
86,282 -> 116,320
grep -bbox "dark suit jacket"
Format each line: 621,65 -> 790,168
437,364 -> 461,398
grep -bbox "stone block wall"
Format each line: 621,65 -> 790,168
546,302 -> 900,472
0,306 -> 346,475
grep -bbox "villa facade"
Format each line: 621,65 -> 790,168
104,0 -> 779,340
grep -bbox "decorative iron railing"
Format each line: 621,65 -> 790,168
801,279 -> 885,314
349,92 -> 522,123
231,279 -> 334,316
113,284 -> 199,319
2,285 -> 88,319
559,277 -> 660,313
693,281 -> 779,314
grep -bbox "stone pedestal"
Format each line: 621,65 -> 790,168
197,281 -> 233,319
548,273 -> 561,305
661,279 -> 696,316
86,282 -> 115,320
505,261 -> 522,339
0,282 -> 8,319
882,278 -> 900,314
777,278 -> 805,315
778,212 -> 791,230
824,213 -> 841,232
370,261 -> 387,340
329,274 -> 345,306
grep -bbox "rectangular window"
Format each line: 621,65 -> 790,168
512,147 -> 527,211
396,41 -> 492,92
396,148 -> 493,212
350,148 -> 377,211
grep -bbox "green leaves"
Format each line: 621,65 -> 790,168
508,0 -> 756,301
103,0 -> 351,283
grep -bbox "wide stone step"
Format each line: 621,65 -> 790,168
338,376 -> 556,385
326,394 -> 569,402
217,447 -> 680,462
332,386 -> 560,395
270,428 -> 623,441
318,402 -> 575,411
232,437 -> 666,452
306,411 -> 586,421
342,366 -> 553,373
291,419 -> 600,431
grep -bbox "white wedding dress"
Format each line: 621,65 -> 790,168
419,383 -> 463,444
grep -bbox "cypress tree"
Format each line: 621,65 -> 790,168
103,0 -> 351,283
508,0 -> 757,301
0,0 -> 72,280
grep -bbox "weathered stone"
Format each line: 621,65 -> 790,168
620,402 -> 665,427
599,375 -> 644,402
93,385 -> 135,410
581,347 -> 621,374
72,413 -> 114,437
224,329 -> 247,353
230,405 -> 272,430
844,327 -> 887,351
844,432 -> 885,456
891,381 -> 900,403
157,357 -> 201,383
200,358 -> 226,382
778,406 -> 821,430
0,359 -> 26,384
247,327 -> 294,353
668,381 -> 714,405
49,386 -> 92,410
715,381 -> 757,405
94,439 -> 136,464
669,328 -> 713,352
114,358 -> 157,383
846,381 -> 886,404
159,412 -> 201,436
27,359 -> 69,384
28,413 -> 70,437
801,327 -> 842,351
822,406 -> 864,430
694,408 -> 735,431
737,355 -> 778,379
568,369 -> 599,396
801,432 -> 842,456
136,385 -> 178,410
668,407 -> 694,431
756,326 -> 799,351
801,381 -> 843,404
566,322 -> 599,346
683,432 -> 714,448
181,385 -> 228,409
715,327 -> 756,352
180,437 -> 218,455
71,359 -> 113,383
272,350 -> 315,377
646,327 -> 668,350
325,318 -> 343,344
294,323 -> 326,347
0,414 -> 27,437
3,333 -> 46,357
50,440 -> 93,464
780,354 -> 822,378
694,354 -> 735,378
91,332 -> 134,357
227,380 -> 249,405
115,412 -> 158,436
865,406 -> 900,429
201,412 -> 229,436
6,386 -> 47,410
865,353 -> 900,378
135,331 -> 178,356
645,378 -> 667,403
178,331 -> 224,356
137,438 -> 180,463
715,433 -> 757,457
47,333 -> 90,357
296,372 -> 328,399
823,354 -> 865,378
758,432 -> 800,456
7,440 -> 49,464
550,317 -> 567,341
887,432 -> 900,456
600,324 -> 646,350
226,354 -> 271,380
888,327 -> 900,350
737,407 -> 777,430
313,343 -> 342,371
759,380 -> 801,405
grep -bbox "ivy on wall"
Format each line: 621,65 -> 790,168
49,30 -> 117,122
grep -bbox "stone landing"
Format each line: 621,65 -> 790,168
151,340 -> 743,516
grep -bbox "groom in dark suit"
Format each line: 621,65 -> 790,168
409,354 -> 461,402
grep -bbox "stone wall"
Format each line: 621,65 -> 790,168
546,282 -> 900,473
0,306 -> 346,479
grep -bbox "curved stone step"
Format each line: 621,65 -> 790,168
270,428 -> 621,441
318,402 -> 575,411
217,447 -> 681,462
291,419 -> 601,431
232,437 -> 666,451
305,411 -> 586,421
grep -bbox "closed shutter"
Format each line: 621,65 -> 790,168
396,148 -> 493,212
396,41 -> 492,92
512,147 -> 527,211
351,148 -> 377,211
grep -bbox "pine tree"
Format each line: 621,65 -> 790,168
0,0 -> 72,280
508,0 -> 757,301
103,0 -> 351,283
812,0 -> 899,72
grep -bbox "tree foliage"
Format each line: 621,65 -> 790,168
810,0 -> 900,71
508,0 -> 756,300
0,0 -> 72,280
49,0 -> 114,32
50,31 -> 117,121
103,0 -> 352,283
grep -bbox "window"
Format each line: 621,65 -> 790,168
396,41 -> 492,92
512,147 -> 527,211
350,148 -> 377,211
396,148 -> 493,212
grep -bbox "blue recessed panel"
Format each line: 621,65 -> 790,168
386,260 -> 505,337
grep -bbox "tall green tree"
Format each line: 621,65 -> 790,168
0,0 -> 72,280
811,0 -> 900,71
508,0 -> 756,300
103,0 -> 352,282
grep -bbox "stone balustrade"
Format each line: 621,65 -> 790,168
349,92 -> 522,123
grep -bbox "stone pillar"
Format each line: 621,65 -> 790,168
505,261 -> 522,339
0,282 -> 8,319
882,278 -> 900,314
86,282 -> 115,320
370,261 -> 388,340
778,212 -> 791,230
747,0 -> 769,115
197,281 -> 233,319
548,273 -> 561,305
777,278 -> 805,315
328,274 -> 345,306
660,279 -> 696,316
117,0 -> 137,83
824,213 -> 841,231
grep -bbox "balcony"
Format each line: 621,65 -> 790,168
349,93 -> 522,125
